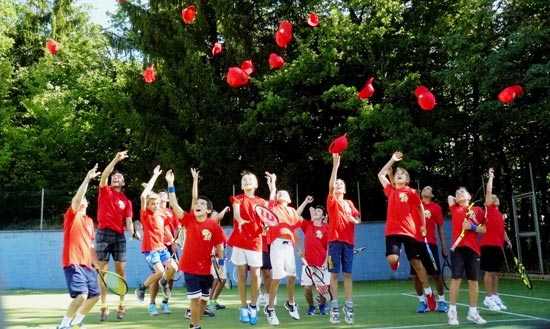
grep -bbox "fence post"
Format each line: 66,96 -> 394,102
40,188 -> 45,230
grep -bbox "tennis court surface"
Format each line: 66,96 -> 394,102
4,278 -> 549,328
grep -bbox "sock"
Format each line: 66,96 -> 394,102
438,295 -> 445,302
139,284 -> 146,291
424,287 -> 433,295
331,300 -> 339,309
345,300 -> 353,308
101,303 -> 108,309
162,298 -> 169,304
469,306 -> 477,314
418,295 -> 426,302
72,312 -> 84,325
289,301 -> 296,306
249,304 -> 257,309
449,304 -> 457,312
118,301 -> 125,307
60,315 -> 73,327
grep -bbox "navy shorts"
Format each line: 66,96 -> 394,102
451,247 -> 480,281
385,234 -> 422,260
327,241 -> 354,274
410,242 -> 441,276
63,264 -> 100,298
481,246 -> 504,272
261,246 -> 272,270
95,228 -> 127,262
184,272 -> 214,300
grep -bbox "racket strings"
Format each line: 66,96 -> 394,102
104,274 -> 128,295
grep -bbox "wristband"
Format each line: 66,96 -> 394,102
217,259 -> 225,266
470,224 -> 478,232
167,186 -> 176,193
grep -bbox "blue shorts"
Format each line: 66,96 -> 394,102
327,241 -> 354,274
184,273 -> 213,300
63,265 -> 100,299
144,249 -> 172,269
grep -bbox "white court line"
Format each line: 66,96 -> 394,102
401,292 -> 550,322
370,318 -> 541,329
480,290 -> 550,302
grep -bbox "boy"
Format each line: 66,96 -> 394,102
327,153 -> 361,324
411,186 -> 448,313
135,166 -> 177,307
378,152 -> 436,311
226,171 -> 274,325
481,168 -> 512,311
207,206 -> 231,311
57,164 -> 101,329
447,186 -> 487,325
166,168 -> 226,329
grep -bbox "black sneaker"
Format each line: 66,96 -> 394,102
203,310 -> 215,317
159,278 -> 171,298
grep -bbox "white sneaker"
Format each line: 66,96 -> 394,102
467,311 -> 487,325
448,309 -> 459,326
284,301 -> 300,320
483,296 -> 501,311
256,293 -> 265,307
493,295 -> 507,310
264,306 -> 280,326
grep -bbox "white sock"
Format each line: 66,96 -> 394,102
71,312 -> 85,325
449,304 -> 457,312
469,306 -> 477,314
60,315 -> 72,327
418,295 -> 426,302
424,287 -> 433,295
438,295 -> 445,302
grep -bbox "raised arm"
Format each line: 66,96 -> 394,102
447,195 -> 456,207
165,170 -> 185,219
265,172 -> 277,201
297,196 -> 314,216
72,164 -> 100,212
378,151 -> 402,188
99,150 -> 128,188
485,168 -> 494,206
212,206 -> 231,223
329,153 -> 341,194
141,165 -> 162,211
191,168 -> 199,209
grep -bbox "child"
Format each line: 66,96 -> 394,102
57,164 -> 101,329
166,168 -> 226,329
207,206 -> 231,311
377,152 -> 436,311
226,171 -> 274,325
447,186 -> 487,325
327,153 -> 361,324
135,166 -> 177,306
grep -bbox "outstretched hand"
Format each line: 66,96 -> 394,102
165,169 -> 175,185
87,163 -> 101,180
392,151 -> 403,162
115,150 -> 129,162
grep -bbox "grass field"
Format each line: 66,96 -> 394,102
3,278 -> 549,328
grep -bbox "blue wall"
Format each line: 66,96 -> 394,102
0,221 -> 452,290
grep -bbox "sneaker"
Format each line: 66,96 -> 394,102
484,296 -> 500,311
329,307 -> 340,324
159,278 -> 171,298
343,304 -> 354,324
71,323 -> 87,329
135,287 -> 146,303
493,295 -> 507,310
306,305 -> 316,315
206,301 -> 217,312
390,261 -> 399,271
239,306 -> 250,323
249,305 -> 258,325
417,301 -> 428,313
149,303 -> 159,316
99,307 -> 109,321
56,326 -> 71,329
160,302 -> 171,314
203,310 -> 215,317
319,304 -> 327,315
284,300 -> 300,320
116,304 -> 125,320
215,303 -> 226,310
185,309 -> 192,319
264,306 -> 280,326
426,293 -> 436,311
437,301 -> 448,313
448,309 -> 459,325
467,310 -> 487,325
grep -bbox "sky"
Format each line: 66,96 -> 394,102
77,0 -> 118,28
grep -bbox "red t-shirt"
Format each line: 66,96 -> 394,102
97,186 -> 133,234
269,201 -> 302,245
227,194 -> 266,252
62,207 -> 95,268
449,204 -> 485,255
140,209 -> 166,253
179,212 -> 226,275
480,205 -> 505,248
326,194 -> 359,245
422,201 -> 444,244
383,184 -> 421,239
162,208 -> 179,245
301,220 -> 329,267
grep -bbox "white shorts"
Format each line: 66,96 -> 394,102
300,265 -> 330,286
270,238 -> 296,280
231,246 -> 263,268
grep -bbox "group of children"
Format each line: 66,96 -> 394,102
58,151 -> 511,328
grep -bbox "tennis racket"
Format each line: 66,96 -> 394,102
173,227 -> 185,248
441,256 -> 452,290
450,201 -> 481,251
424,237 -> 438,272
301,258 -> 332,301
508,248 -> 533,289
95,267 -> 128,296
171,252 -> 183,281
353,246 -> 366,254
254,205 -> 279,228
211,254 -> 232,290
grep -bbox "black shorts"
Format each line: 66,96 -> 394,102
95,228 -> 127,262
386,235 -> 422,261
261,246 -> 272,270
410,242 -> 441,276
451,247 -> 480,281
184,273 -> 214,300
480,246 -> 504,272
